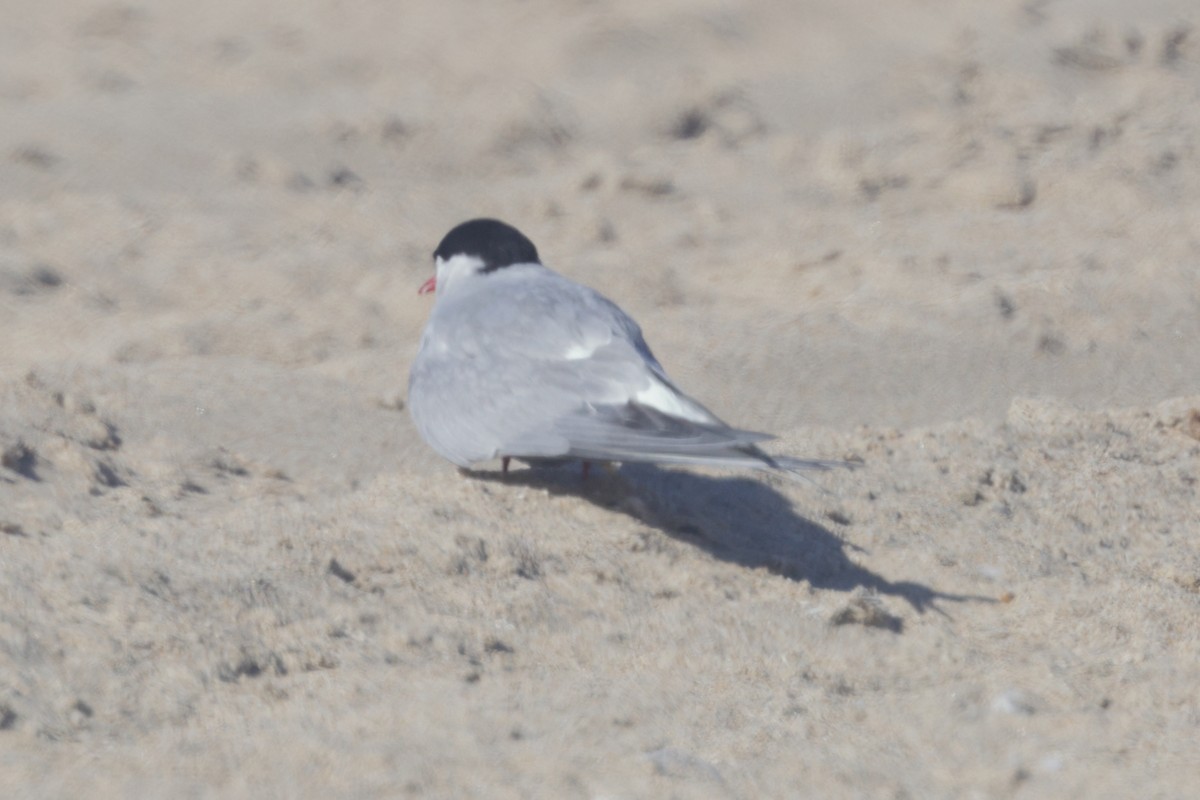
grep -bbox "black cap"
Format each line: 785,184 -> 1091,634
433,218 -> 540,273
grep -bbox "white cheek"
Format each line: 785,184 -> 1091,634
435,253 -> 487,295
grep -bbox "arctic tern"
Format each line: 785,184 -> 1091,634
408,218 -> 845,478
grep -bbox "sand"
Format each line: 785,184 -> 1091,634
2,0 -> 1198,797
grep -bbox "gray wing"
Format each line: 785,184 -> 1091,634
408,266 -> 840,474
544,402 -> 847,475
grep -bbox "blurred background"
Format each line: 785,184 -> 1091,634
2,0 -> 1198,431
2,4 -> 1199,796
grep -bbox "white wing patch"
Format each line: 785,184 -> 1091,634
563,326 -> 612,360
634,378 -> 714,424
563,342 -> 597,360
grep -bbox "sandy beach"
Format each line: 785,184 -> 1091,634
2,1 -> 1198,797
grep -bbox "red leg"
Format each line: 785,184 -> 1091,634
502,456 -> 511,474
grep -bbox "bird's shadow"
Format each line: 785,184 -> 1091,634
469,463 -> 994,629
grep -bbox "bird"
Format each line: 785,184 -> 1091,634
407,218 -> 847,479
